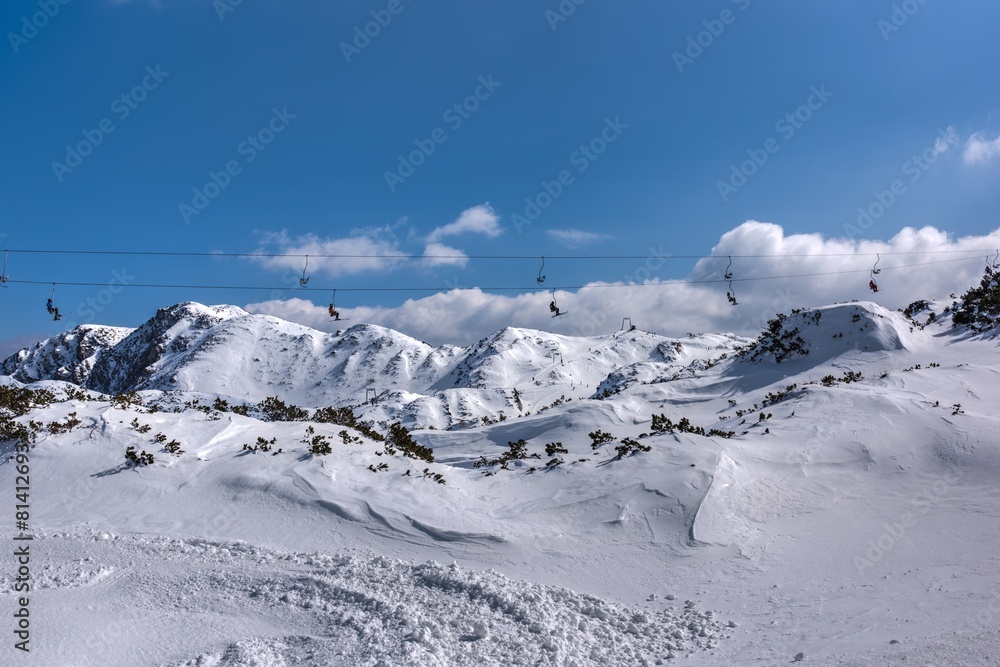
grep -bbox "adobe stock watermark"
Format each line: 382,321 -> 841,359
737,286 -> 799,339
672,0 -> 752,73
622,245 -> 672,285
716,84 -> 834,202
213,0 -> 245,22
877,0 -> 930,41
178,107 -> 296,224
7,0 -> 72,54
512,116 -> 628,233
567,247 -> 669,337
545,0 -> 587,31
262,267 -> 307,304
853,466 -> 960,574
383,75 -> 502,192
51,65 -> 170,183
843,126 -> 956,239
572,296 -> 615,337
953,593 -> 1000,637
340,0 -> 412,64
59,268 -> 135,329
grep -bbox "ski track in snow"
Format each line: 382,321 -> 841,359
2,531 -> 732,667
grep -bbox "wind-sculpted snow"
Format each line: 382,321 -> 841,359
734,302 -> 919,367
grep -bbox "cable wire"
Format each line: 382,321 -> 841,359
2,256 -> 982,294
2,248 -> 998,261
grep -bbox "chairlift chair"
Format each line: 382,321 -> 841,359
299,255 -> 310,287
549,288 -> 567,318
47,284 -> 62,321
724,256 -> 737,305
0,250 -> 9,287
328,289 -> 348,321
869,254 -> 881,293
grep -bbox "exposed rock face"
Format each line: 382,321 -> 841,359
0,324 -> 131,385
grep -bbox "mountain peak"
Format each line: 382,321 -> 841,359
0,324 -> 132,385
81,302 -> 250,394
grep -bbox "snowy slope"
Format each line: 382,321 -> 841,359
1,298 -> 999,665
84,302 -> 250,394
0,324 -> 131,385
2,304 -> 749,430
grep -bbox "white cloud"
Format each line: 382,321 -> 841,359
427,204 -> 502,243
246,207 -> 501,282
963,132 -> 1000,165
249,229 -> 408,279
246,221 -> 1000,346
547,228 -> 613,248
422,243 -> 469,268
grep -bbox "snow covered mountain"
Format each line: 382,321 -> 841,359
0,323 -> 132,385
2,291 -> 999,666
1,302 -> 754,428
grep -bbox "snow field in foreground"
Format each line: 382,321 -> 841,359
1,531 -> 733,667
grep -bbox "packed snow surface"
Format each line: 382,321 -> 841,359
2,300 -> 999,665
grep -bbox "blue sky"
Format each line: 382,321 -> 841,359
2,0 -> 999,351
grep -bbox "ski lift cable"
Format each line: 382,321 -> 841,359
1,255 -> 982,294
3,248 -> 999,261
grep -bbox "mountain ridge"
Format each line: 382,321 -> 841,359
0,299 -> 959,430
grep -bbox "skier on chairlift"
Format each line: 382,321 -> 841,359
549,300 -> 561,317
328,304 -> 341,320
46,298 -> 61,321
869,279 -> 879,293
